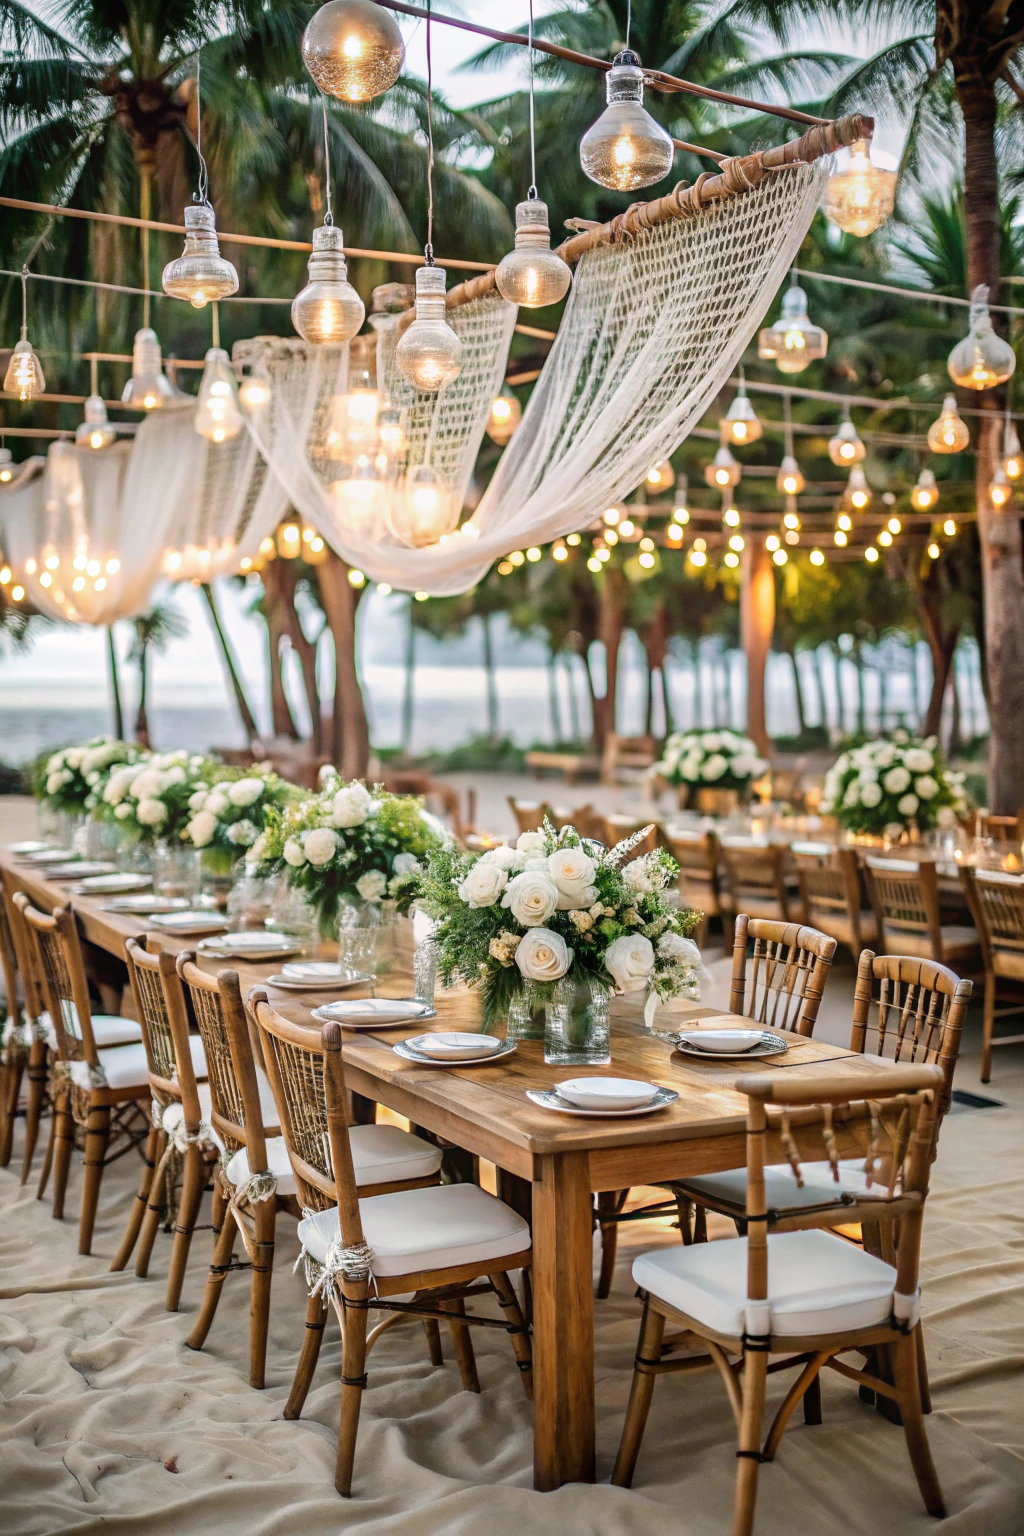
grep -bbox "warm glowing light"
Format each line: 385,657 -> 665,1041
639,536 -> 655,552
878,529 -> 893,547
865,546 -> 879,563
566,533 -> 581,547
486,392 -> 521,446
927,396 -> 971,451
94,577 -> 106,592
720,387 -> 762,446
834,530 -> 848,547
396,265 -> 462,392
10,585 -> 24,601
828,416 -> 865,466
596,547 -> 610,563
943,518 -> 957,537
526,546 -> 542,562
758,283 -> 827,374
348,568 -> 366,587
948,286 -> 1016,390
776,454 -> 805,496
39,572 -> 52,588
552,542 -> 568,561
667,523 -> 683,542
723,551 -> 740,568
301,0 -> 405,103
723,506 -> 741,528
604,529 -> 619,546
86,560 -> 100,576
693,538 -> 707,552
498,560 -> 514,575
495,199 -> 572,308
910,469 -> 939,511
823,139 -> 897,237
4,339 -> 46,400
783,511 -> 800,530
162,204 -> 238,307
239,373 -> 272,410
766,534 -> 781,552
0,566 -> 8,584
990,466 -> 1012,507
72,576 -> 86,591
689,549 -> 707,568
772,548 -> 788,565
603,506 -> 621,526
706,446 -> 740,490
24,558 -> 36,574
619,519 -> 635,538
810,548 -> 825,566
44,554 -> 59,571
579,51 -> 674,191
785,529 -> 800,545
637,550 -> 656,569
587,556 -> 602,572
728,534 -> 744,551
645,459 -> 675,491
887,517 -> 902,534
927,542 -> 941,559
837,513 -> 852,532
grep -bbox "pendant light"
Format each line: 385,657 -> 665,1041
910,468 -> 939,511
990,465 -> 1012,509
327,364 -> 380,458
3,269 -> 46,400
292,98 -> 365,345
845,466 -> 871,510
705,446 -> 740,489
238,370 -> 273,411
162,53 -> 238,307
487,392 -> 521,445
331,454 -> 386,537
389,463 -> 457,546
1003,413 -> 1021,479
378,405 -> 407,459
822,138 -> 897,237
579,50 -> 674,191
947,286 -> 1016,390
720,375 -> 762,445
927,393 -> 969,453
828,405 -> 865,465
121,327 -> 173,409
776,390 -> 804,495
76,358 -> 115,449
672,477 -> 689,524
0,446 -> 14,483
645,459 -> 675,491
758,276 -> 828,374
302,0 -> 405,103
194,347 -> 243,443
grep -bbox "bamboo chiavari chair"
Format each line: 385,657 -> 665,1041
793,843 -> 877,961
13,894 -> 149,1254
719,843 -> 791,936
612,1063 -> 948,1534
959,866 -> 1024,1081
0,893 -> 26,1167
664,829 -> 722,946
250,994 -> 532,1497
2,882 -> 53,1186
864,856 -> 980,970
507,797 -> 553,835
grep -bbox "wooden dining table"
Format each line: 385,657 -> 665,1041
2,851 -> 896,1492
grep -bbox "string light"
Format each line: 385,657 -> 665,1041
822,138 -> 897,237
195,347 -> 243,442
645,459 -> 675,491
1003,416 -> 1021,479
76,360 -> 115,449
587,555 -> 602,572
672,477 -> 689,523
552,541 -> 568,561
238,371 -> 273,411
942,518 -> 958,537
990,465 -> 1012,508
927,542 -> 941,559
776,390 -> 804,493
878,529 -> 893,546
604,528 -> 619,545
720,376 -> 762,445
301,0 -> 405,102
772,547 -> 788,566
637,549 -> 656,569
910,468 -> 939,511
927,393 -> 970,453
828,408 -> 865,465
3,269 -> 45,400
388,463 -> 457,546
723,505 -> 741,528
728,533 -> 745,551
887,517 -> 902,534
834,529 -> 848,546
603,505 -> 622,526
122,328 -> 173,409
758,278 -> 827,374
723,550 -> 740,569
0,447 -> 12,483
947,286 -> 1016,389
864,545 -> 879,563
846,467 -> 871,510
667,522 -> 683,542
766,534 -> 781,551
706,446 -> 740,489
689,548 -> 707,568
580,49 -> 674,191
566,532 -> 581,546
526,545 -> 542,561
810,548 -> 825,565
486,393 -> 521,445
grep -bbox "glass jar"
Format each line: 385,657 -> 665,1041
266,884 -> 320,950
153,840 -> 201,902
227,873 -> 279,933
337,897 -> 386,977
413,933 -> 438,1006
506,982 -> 546,1042
544,977 -> 611,1065
200,846 -> 240,909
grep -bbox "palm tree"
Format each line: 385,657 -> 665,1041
128,600 -> 188,746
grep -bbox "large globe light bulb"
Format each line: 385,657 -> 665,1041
720,387 -> 762,445
758,283 -> 828,374
121,328 -> 174,410
75,395 -> 116,450
927,394 -> 970,454
828,416 -> 865,465
162,204 -> 238,308
823,138 -> 897,237
580,51 -> 674,192
4,337 -> 45,400
302,0 -> 405,102
194,347 -> 243,443
292,224 -> 365,345
395,264 -> 462,392
495,198 -> 572,309
948,285 -> 1016,390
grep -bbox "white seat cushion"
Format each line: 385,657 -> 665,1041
633,1228 -> 898,1338
189,1068 -> 281,1134
96,1041 -> 150,1091
180,1033 -> 208,1080
298,1182 -> 531,1279
225,1135 -> 295,1196
57,1000 -> 141,1048
348,1124 -> 442,1186
678,1157 -> 899,1215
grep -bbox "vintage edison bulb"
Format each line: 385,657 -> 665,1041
990,465 -> 1012,508
822,139 -> 897,237
486,392 -> 521,446
1003,422 -> 1022,479
395,265 -> 462,392
646,459 -> 675,491
672,478 -> 689,523
580,51 -> 674,192
704,446 -> 740,489
4,337 -> 45,400
302,0 -> 405,102
720,389 -> 762,445
828,417 -> 865,466
910,468 -> 939,511
758,284 -> 828,374
194,348 -> 243,443
494,198 -> 571,309
121,328 -> 173,410
927,394 -> 969,453
332,454 -> 385,537
776,454 -> 805,495
292,224 -> 365,345
328,368 -> 380,458
377,405 -> 407,460
846,466 -> 871,510
0,447 -> 13,483
238,372 -> 273,411
162,204 -> 238,307
385,463 -> 456,547
948,286 -> 1016,390
75,395 -> 115,450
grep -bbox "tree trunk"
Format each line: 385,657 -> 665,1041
948,648 -> 962,754
482,614 -> 499,741
276,564 -> 323,754
919,571 -> 960,741
957,66 -> 1024,811
199,583 -> 260,745
134,643 -> 150,748
784,644 -> 806,736
261,561 -> 300,741
547,649 -> 562,743
401,605 -> 416,755
854,646 -> 866,735
565,654 -> 582,743
814,646 -> 832,734
594,568 -> 628,748
741,538 -> 775,755
107,626 -> 124,741
318,552 -> 369,779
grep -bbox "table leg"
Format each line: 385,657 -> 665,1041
531,1150 -> 595,1490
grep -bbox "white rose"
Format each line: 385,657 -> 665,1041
515,927 -> 572,983
393,852 -> 420,876
318,764 -> 339,788
860,781 -> 883,807
188,789 -> 209,812
187,810 -> 219,848
502,870 -> 560,926
897,793 -> 919,817
622,858 -> 655,895
246,831 -> 270,866
843,781 -> 861,807
874,745 -> 896,768
356,869 -> 387,901
331,783 -> 372,828
114,802 -> 132,820
283,838 -> 307,867
205,790 -> 230,817
882,766 -> 911,794
858,767 -> 878,784
657,932 -> 701,967
46,773 -> 63,796
227,819 -> 257,847
46,752 -> 64,773
136,797 -> 168,826
681,755 -> 703,781
227,777 -> 264,807
730,755 -> 758,778
458,861 -> 509,907
104,767 -> 136,804
479,844 -> 519,871
915,775 -> 939,801
702,753 -> 728,781
904,748 -> 934,773
604,933 -> 655,993
86,771 -> 100,785
303,827 -> 339,866
515,831 -> 546,854
546,847 -> 596,909
129,767 -> 163,801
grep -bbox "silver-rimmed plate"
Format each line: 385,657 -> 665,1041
266,971 -> 369,993
151,911 -> 230,935
21,848 -> 76,863
71,872 -> 152,894
313,998 -> 436,1028
102,894 -> 190,915
7,840 -> 49,855
527,1085 -> 679,1117
394,1037 -> 514,1065
673,1031 -> 789,1061
46,861 -> 117,880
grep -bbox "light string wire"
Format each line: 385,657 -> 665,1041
424,0 -> 435,263
0,266 -> 291,305
19,267 -> 28,340
625,0 -> 632,51
321,92 -> 334,226
194,50 -> 210,206
527,0 -> 536,198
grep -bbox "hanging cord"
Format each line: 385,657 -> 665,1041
625,0 -> 632,51
211,300 -> 220,349
321,93 -> 334,226
194,50 -> 210,206
783,389 -> 794,457
89,356 -> 98,396
527,0 -> 537,199
19,266 -> 28,340
424,0 -> 435,263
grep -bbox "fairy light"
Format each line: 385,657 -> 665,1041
552,541 -> 568,561
723,551 -> 740,568
509,549 -> 525,566
526,545 -> 542,562
772,548 -> 788,566
566,533 -> 581,546
927,542 -> 941,559
865,545 -> 879,563
347,567 -> 366,586
810,548 -> 825,565
943,518 -> 958,537
834,529 -> 848,546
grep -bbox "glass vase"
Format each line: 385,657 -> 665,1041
227,872 -> 279,933
200,846 -> 240,910
544,977 -> 611,1066
506,982 -> 546,1042
153,841 -> 201,902
266,884 -> 320,949
413,935 -> 438,1006
337,898 -> 386,978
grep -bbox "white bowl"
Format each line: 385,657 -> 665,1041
555,1077 -> 659,1111
282,960 -> 343,980
406,1032 -> 503,1060
677,1028 -> 763,1054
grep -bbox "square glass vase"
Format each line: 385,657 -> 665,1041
544,977 -> 611,1066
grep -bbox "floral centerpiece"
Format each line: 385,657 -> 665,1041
418,822 -> 706,1052
184,767 -> 298,877
99,750 -> 209,845
36,738 -> 148,822
655,730 -> 770,796
819,732 -> 967,838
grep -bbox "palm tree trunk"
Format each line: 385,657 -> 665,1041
814,646 -> 832,733
740,538 -> 774,754
107,626 -> 124,740
318,552 -> 369,779
547,649 -> 562,743
482,614 -> 499,741
566,654 -> 582,743
135,642 -> 150,748
199,583 -> 260,745
401,605 -> 416,755
595,569 -> 627,748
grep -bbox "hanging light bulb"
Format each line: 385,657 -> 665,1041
822,138 -> 897,237
705,446 -> 741,489
845,466 -> 872,510
395,264 -> 462,392
645,459 -> 675,492
495,197 -> 572,308
327,369 -> 380,458
162,204 -> 238,308
672,476 -> 689,523
828,412 -> 865,466
487,392 -> 522,446
927,393 -> 970,453
580,50 -> 674,191
332,454 -> 386,537
910,468 -> 939,511
194,348 -> 243,443
948,286 -> 1016,390
302,0 -> 405,102
720,384 -> 762,445
388,463 -> 457,546
990,465 -> 1013,509
292,224 -> 365,345
76,395 -> 116,450
758,282 -> 828,374
238,371 -> 273,411
378,404 -> 407,460
776,454 -> 804,496
121,328 -> 173,410
1003,420 -> 1021,479
3,269 -> 46,400
0,447 -> 12,483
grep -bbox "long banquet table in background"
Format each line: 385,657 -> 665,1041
0,852 -> 900,1492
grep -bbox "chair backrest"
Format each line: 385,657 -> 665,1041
730,914 -> 837,1036
125,938 -> 203,1123
176,952 -> 267,1165
739,1062 -> 944,1316
864,857 -> 942,958
973,811 -> 1022,845
1,881 -> 46,1026
665,830 -> 720,909
960,866 -> 1024,976
13,894 -> 98,1064
0,892 -> 20,1023
508,798 -> 552,835
850,950 -> 970,1127
721,844 -> 790,920
249,988 -> 342,1215
795,846 -> 866,940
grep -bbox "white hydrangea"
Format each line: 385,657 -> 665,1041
227,819 -> 258,846
187,811 -> 218,847
882,766 -> 911,795
860,781 -> 883,807
136,797 -> 168,826
228,777 -> 265,808
114,802 -> 133,820
355,869 -> 387,901
702,753 -> 728,781
331,782 -> 372,828
915,775 -> 939,800
897,793 -> 919,817
283,838 -> 307,867
904,748 -> 934,773
205,790 -> 230,818
188,789 -> 208,812
303,827 -> 338,867
393,852 -> 421,876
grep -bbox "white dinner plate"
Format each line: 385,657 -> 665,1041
674,1027 -> 764,1055
673,1031 -> 789,1061
265,971 -> 368,992
527,1086 -> 678,1117
281,960 -> 347,981
46,861 -> 117,880
198,933 -> 301,961
23,849 -> 77,864
404,1031 -> 504,1061
312,998 -> 436,1028
394,1037 -> 514,1065
7,841 -> 49,854
103,894 -> 190,915
72,873 -> 152,894
555,1076 -> 660,1111
151,911 -> 230,935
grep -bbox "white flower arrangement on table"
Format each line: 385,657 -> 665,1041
245,770 -> 444,934
819,731 -> 968,838
418,821 -> 706,1028
656,730 -> 770,791
98,750 -> 209,845
35,738 -> 148,820
184,767 -> 299,875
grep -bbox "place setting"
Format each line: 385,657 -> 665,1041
526,1077 -> 679,1117
196,929 -> 304,962
670,1016 -> 791,1061
392,1029 -> 515,1064
44,859 -> 118,881
265,960 -> 371,993
69,871 -> 152,895
148,910 -> 230,936
311,998 -> 440,1033
101,893 -> 191,915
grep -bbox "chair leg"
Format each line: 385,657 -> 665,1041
675,1193 -> 695,1245
802,1370 -> 823,1425
50,1094 -> 75,1220
35,1108 -> 56,1200
422,1318 -> 444,1367
596,1189 -> 624,1298
489,1270 -> 533,1399
981,972 -> 996,1083
915,1323 -> 932,1415
165,1143 -> 207,1312
20,1043 -> 47,1185
134,1132 -> 172,1278
612,1299 -> 665,1488
79,1101 -> 111,1255
248,1200 -> 277,1390
335,1284 -> 370,1497
442,1298 -> 480,1393
110,1122 -> 160,1272
0,1055 -> 24,1166
187,1187 -> 236,1353
693,1204 -> 708,1243
892,1330 -> 946,1518
285,1289 -> 330,1420
732,1350 -> 768,1536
